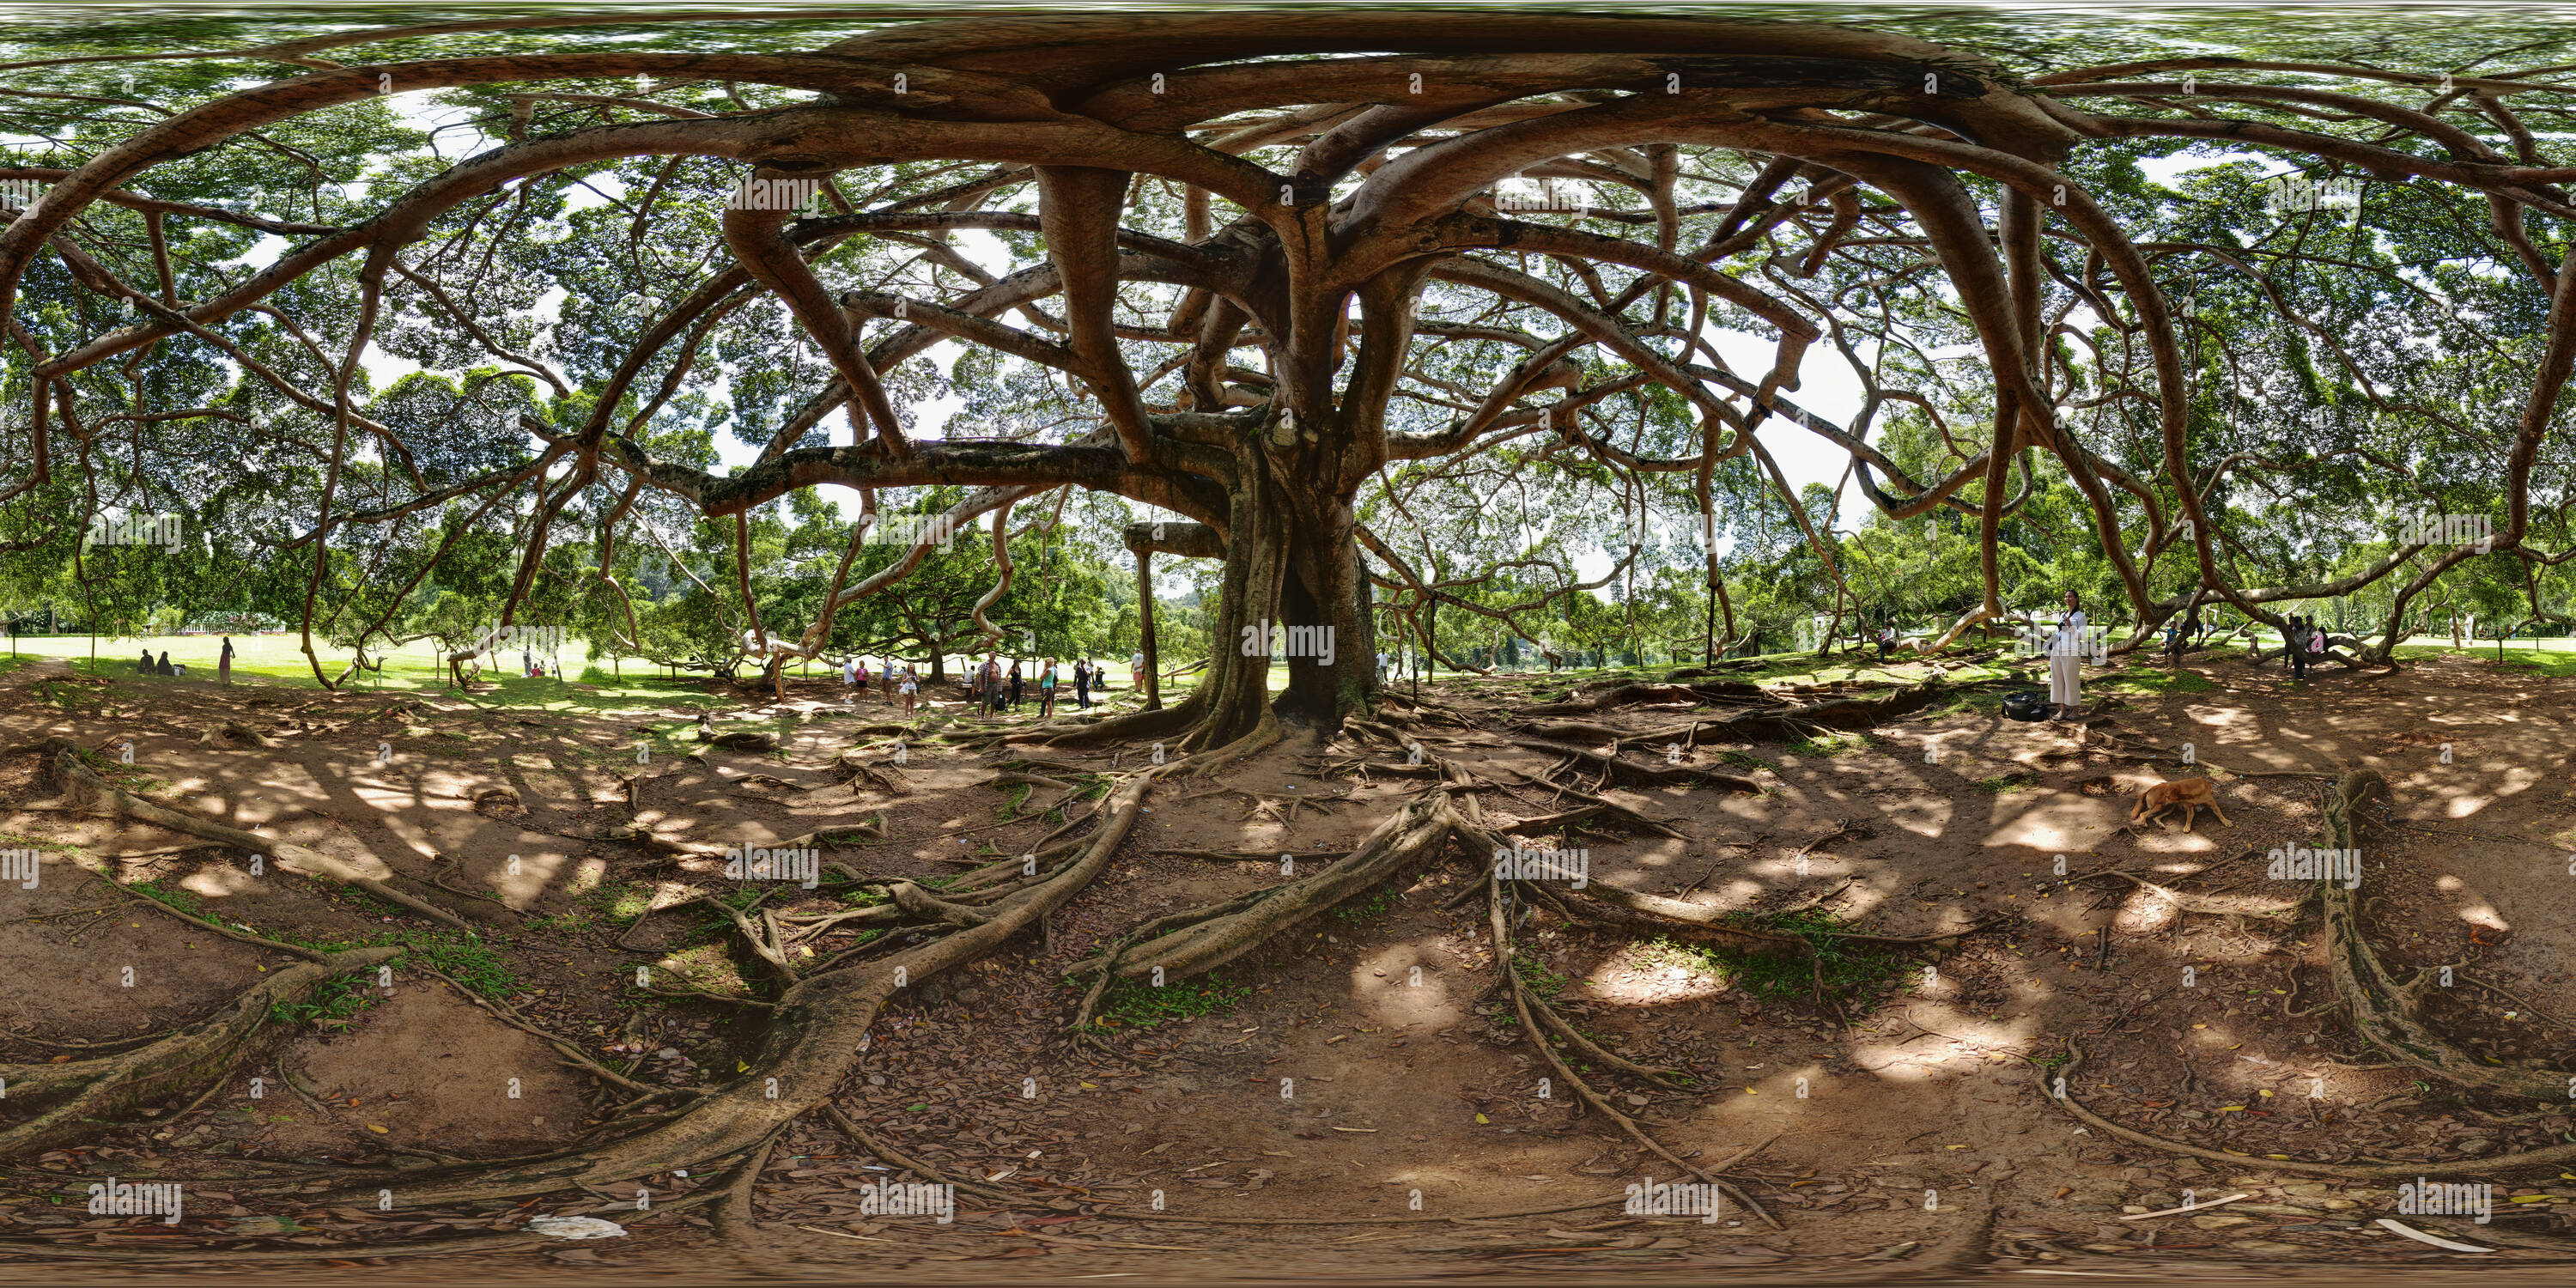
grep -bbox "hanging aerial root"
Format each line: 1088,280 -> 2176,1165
0,947 -> 400,1158
34,738 -> 489,933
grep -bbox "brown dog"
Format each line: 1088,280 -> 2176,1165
2130,777 -> 2230,832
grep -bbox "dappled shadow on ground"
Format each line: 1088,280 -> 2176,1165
1,653 -> 2570,1279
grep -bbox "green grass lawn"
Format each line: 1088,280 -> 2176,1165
6,629 -> 2560,720
3,632 -> 730,714
0,632 -> 1213,716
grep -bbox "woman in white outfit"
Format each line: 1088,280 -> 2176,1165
2050,589 -> 2086,720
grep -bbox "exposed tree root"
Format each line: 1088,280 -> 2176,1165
1904,1194 -> 1996,1277
258,772 -> 1152,1206
2037,1038 -> 2576,1176
1067,787 -> 1456,984
1485,865 -> 1778,1229
199,720 -> 277,748
1515,719 -> 1629,742
820,1103 -> 1016,1203
1511,736 -> 1763,793
0,946 -> 399,1157
1010,696 -> 1200,747
2312,769 -> 2568,1102
696,715 -> 781,752
35,738 -> 490,933
418,964 -> 682,1102
2093,732 -> 2339,778
74,860 -> 331,961
1492,769 -> 1687,840
1184,706 -> 1282,774
2071,865 -> 2301,919
1520,680 -> 1765,717
0,1186 -> 732,1263
1671,680 -> 1947,745
1567,881 -> 1813,956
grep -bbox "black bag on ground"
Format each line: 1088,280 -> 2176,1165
2002,690 -> 2050,721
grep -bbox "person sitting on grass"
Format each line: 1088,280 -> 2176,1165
139,648 -> 155,675
157,650 -> 175,676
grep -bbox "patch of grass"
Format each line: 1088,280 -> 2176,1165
1787,732 -> 1868,758
1509,952 -> 1571,1000
522,907 -> 594,936
1758,908 -> 1910,994
1331,887 -> 1399,924
2454,645 -> 2576,678
599,883 -> 654,921
2099,665 -> 2218,695
523,876 -> 653,937
270,968 -> 378,1027
1093,972 -> 1249,1029
267,925 -> 520,999
1637,908 -> 1910,999
1973,770 -> 2039,794
71,744 -> 167,794
396,930 -> 519,997
817,819 -> 885,846
129,879 -> 205,918
1713,750 -> 1777,773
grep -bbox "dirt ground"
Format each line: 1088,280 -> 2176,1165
2,647 -> 2572,1284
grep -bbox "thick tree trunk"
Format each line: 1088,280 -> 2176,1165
1136,545 -> 1163,711
1182,448 -> 1380,749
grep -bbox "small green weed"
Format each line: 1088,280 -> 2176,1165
1332,887 -> 1399,924
270,968 -> 377,1026
1093,972 -> 1250,1029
